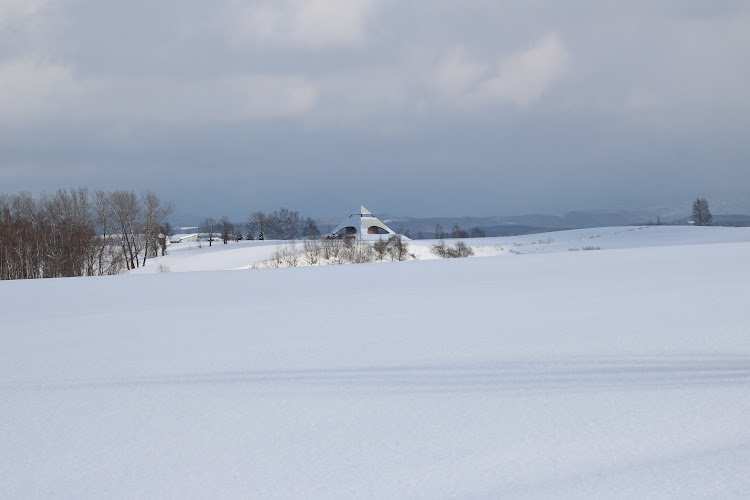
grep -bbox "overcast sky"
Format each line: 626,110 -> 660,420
2,1 -> 749,218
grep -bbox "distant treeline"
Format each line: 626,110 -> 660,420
245,209 -> 320,240
0,187 -> 173,280
197,208 -> 321,247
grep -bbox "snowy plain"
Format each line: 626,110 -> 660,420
129,224 -> 750,273
2,226 -> 750,498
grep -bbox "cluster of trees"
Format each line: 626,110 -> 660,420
201,207 -> 320,246
434,224 -> 485,239
0,188 -> 173,280
4,187 -> 718,282
246,208 -> 320,241
201,208 -> 321,246
200,216 -> 240,246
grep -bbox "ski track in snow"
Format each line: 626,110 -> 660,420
7,354 -> 750,395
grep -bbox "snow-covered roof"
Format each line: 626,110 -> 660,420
169,233 -> 200,243
330,206 -> 407,241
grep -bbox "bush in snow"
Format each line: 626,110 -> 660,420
252,236 -> 414,269
431,239 -> 474,258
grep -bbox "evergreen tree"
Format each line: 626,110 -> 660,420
692,198 -> 713,226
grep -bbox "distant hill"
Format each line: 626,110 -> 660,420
670,214 -> 750,227
375,210 -> 658,238
172,193 -> 750,237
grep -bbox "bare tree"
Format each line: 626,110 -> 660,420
373,238 -> 389,261
107,190 -> 143,270
265,207 -> 302,240
94,190 -> 115,274
280,207 -> 302,240
202,217 -> 216,246
470,227 -> 486,238
247,211 -> 270,240
431,239 -> 448,258
40,188 -> 98,277
451,223 -> 468,239
303,217 -> 321,239
265,212 -> 281,239
159,221 -> 173,256
387,234 -> 409,261
141,190 -> 175,266
692,198 -> 713,226
233,224 -> 243,242
447,241 -> 474,258
302,239 -> 322,265
434,224 -> 445,239
0,187 -> 127,280
218,216 -> 233,244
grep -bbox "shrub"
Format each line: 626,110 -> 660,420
253,236 -> 414,269
431,239 -> 474,258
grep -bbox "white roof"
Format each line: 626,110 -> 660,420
169,233 -> 200,242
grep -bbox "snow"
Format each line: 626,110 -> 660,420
2,226 -> 750,498
131,225 -> 750,273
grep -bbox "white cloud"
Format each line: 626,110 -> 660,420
291,35 -> 570,126
226,0 -> 376,49
0,0 -> 59,59
474,34 -> 569,106
433,47 -> 489,98
0,57 -> 319,125
0,0 -> 49,22
216,75 -> 319,119
432,34 -> 570,109
0,58 -> 85,122
314,69 -> 411,123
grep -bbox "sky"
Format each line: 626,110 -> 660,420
1,1 -> 749,219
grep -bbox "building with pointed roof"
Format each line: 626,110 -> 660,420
329,206 -> 404,240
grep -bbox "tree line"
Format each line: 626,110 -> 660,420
245,208 -> 320,241
0,187 -> 173,280
202,208 -> 321,245
433,223 -> 485,239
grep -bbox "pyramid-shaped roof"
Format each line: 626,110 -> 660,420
330,206 -> 400,240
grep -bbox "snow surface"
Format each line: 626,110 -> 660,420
130,225 -> 750,273
2,226 -> 750,498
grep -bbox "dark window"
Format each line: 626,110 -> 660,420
335,226 -> 357,237
367,226 -> 389,234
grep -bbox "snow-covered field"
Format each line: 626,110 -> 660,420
2,226 -> 750,498
129,224 -> 750,273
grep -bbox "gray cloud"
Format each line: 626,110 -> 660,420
1,1 -> 749,218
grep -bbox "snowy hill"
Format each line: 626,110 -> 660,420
130,225 -> 750,273
2,226 -> 750,498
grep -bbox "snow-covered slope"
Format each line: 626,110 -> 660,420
2,228 -> 750,498
130,225 -> 750,273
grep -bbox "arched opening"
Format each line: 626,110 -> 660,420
367,226 -> 389,235
334,226 -> 357,238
